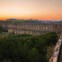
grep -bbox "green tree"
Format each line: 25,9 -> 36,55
28,48 -> 40,62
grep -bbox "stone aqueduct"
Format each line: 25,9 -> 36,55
1,22 -> 62,34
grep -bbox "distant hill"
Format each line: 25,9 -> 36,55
0,19 -> 62,24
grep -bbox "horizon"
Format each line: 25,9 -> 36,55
0,17 -> 62,21
0,18 -> 62,22
0,0 -> 62,20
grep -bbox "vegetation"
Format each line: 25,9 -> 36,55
0,32 -> 58,62
0,25 -> 3,32
0,25 -> 8,32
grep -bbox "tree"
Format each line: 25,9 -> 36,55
28,48 -> 40,62
0,25 -> 3,32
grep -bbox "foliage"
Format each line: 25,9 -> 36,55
0,32 -> 58,62
0,25 -> 3,32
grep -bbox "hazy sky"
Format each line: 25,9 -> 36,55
0,0 -> 62,20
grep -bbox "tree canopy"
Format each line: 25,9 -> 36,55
0,32 -> 58,62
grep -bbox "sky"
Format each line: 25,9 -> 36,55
0,0 -> 62,20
